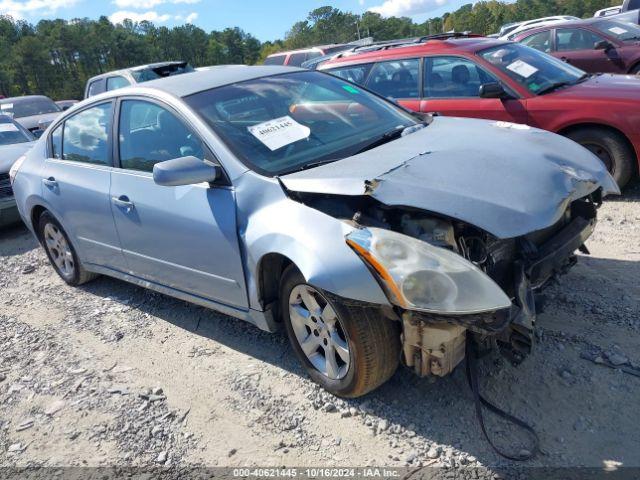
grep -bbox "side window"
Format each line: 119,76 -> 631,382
328,64 -> 373,85
425,56 -> 496,98
264,55 -> 286,66
556,28 -> 605,51
106,76 -> 131,91
366,59 -> 420,99
118,100 -> 204,173
50,123 -> 62,159
87,79 -> 104,97
520,31 -> 552,53
288,53 -> 308,67
62,103 -> 112,165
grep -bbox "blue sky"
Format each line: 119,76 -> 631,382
0,0 -> 473,41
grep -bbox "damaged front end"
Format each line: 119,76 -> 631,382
293,187 -> 602,379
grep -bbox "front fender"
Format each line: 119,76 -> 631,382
235,172 -> 390,311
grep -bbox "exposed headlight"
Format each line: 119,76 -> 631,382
9,154 -> 27,185
346,227 -> 511,314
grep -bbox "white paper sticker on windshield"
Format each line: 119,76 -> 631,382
506,60 -> 538,78
0,103 -> 13,111
609,26 -> 628,35
0,123 -> 19,132
248,115 -> 310,151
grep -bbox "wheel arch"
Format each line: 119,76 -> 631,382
30,204 -> 48,240
256,252 -> 296,321
557,122 -> 639,175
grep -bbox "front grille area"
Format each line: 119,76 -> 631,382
0,173 -> 13,199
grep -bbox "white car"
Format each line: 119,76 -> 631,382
594,6 -> 623,17
501,16 -> 581,40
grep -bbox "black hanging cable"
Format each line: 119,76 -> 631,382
465,336 -> 540,461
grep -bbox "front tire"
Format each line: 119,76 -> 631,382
565,127 -> 635,188
37,211 -> 98,286
281,266 -> 400,398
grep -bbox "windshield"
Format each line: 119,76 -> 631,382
592,20 -> 640,41
131,63 -> 194,83
0,116 -> 33,146
479,43 -> 586,95
185,71 -> 417,175
0,97 -> 60,118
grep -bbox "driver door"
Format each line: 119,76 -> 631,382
109,98 -> 248,308
420,56 -> 528,124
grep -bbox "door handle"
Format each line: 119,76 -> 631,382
42,177 -> 58,188
112,195 -> 135,210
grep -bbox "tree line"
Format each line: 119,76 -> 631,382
0,0 -> 618,100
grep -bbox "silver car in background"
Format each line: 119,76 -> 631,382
0,95 -> 62,138
1,114 -> 35,226
10,66 -> 617,397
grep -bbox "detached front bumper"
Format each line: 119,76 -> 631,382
402,200 -> 598,377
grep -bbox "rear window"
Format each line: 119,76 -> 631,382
0,97 -> 60,118
130,63 -> 194,83
87,79 -> 104,98
264,55 -> 286,66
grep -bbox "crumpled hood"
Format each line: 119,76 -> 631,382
281,117 -> 619,239
0,142 -> 35,173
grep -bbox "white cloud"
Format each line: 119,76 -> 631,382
112,0 -> 164,8
0,0 -> 80,18
368,0 -> 450,17
185,11 -> 197,23
109,9 -> 171,23
111,0 -> 200,8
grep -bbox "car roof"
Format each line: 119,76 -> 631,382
319,37 -> 507,68
512,17 -> 611,37
267,44 -> 344,57
133,65 -> 305,98
87,61 -> 188,81
0,95 -> 53,103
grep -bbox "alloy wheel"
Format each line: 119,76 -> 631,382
288,285 -> 350,380
43,223 -> 75,279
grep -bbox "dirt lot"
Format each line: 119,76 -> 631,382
1,183 -> 639,475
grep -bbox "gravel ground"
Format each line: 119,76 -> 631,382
1,182 -> 639,476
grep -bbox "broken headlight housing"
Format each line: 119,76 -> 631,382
346,227 -> 511,314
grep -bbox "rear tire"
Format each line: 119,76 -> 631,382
37,211 -> 99,286
565,127 -> 635,189
630,64 -> 640,75
281,265 -> 400,398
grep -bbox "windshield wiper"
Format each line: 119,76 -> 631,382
353,125 -> 415,155
536,74 -> 589,95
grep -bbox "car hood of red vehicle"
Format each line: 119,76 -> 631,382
547,73 -> 640,101
281,116 -> 619,239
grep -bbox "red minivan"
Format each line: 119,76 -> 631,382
319,34 -> 640,187
513,18 -> 640,74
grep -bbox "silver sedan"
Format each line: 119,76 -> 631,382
10,66 -> 617,397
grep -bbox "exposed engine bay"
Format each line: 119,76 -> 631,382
287,188 -> 603,378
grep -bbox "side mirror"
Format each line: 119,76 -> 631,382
594,40 -> 613,51
479,82 -> 509,99
153,156 -> 220,187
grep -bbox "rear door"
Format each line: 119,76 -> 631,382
363,58 -> 422,112
420,56 -> 528,123
109,97 -> 248,308
41,101 -> 126,269
554,27 -> 623,73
